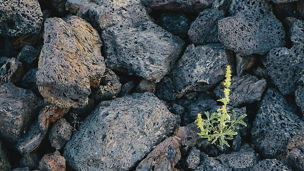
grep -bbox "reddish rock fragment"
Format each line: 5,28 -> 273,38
39,151 -> 66,171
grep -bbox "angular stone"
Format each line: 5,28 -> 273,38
159,12 -> 190,35
214,74 -> 267,107
17,45 -> 40,69
186,147 -> 201,169
195,153 -> 230,171
287,130 -> 304,170
136,79 -> 156,93
102,21 -> 184,83
49,118 -> 73,150
39,151 -> 66,171
290,19 -> 304,45
171,44 -> 229,97
218,9 -> 286,56
136,136 -> 181,171
0,141 -> 10,171
37,16 -> 106,108
188,9 -> 225,45
0,57 -> 23,84
64,93 -> 177,170
251,159 -> 291,171
251,88 -> 304,158
0,0 -> 43,37
229,0 -> 271,15
0,83 -> 42,145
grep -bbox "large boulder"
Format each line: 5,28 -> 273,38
0,0 -> 43,37
64,93 -> 177,170
102,21 -> 184,83
36,16 -> 106,108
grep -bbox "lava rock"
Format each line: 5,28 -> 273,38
272,0 -> 298,3
216,144 -> 258,169
295,86 -> 304,114
17,45 -> 40,69
0,141 -> 10,171
19,153 -> 39,169
0,0 -> 43,37
102,21 -> 184,83
188,9 -> 225,45
39,151 -> 66,171
251,159 -> 291,171
141,0 -> 215,12
156,76 -> 177,101
171,44 -> 229,97
229,0 -> 271,15
214,74 -> 267,107
136,79 -> 156,93
119,81 -> 136,96
0,57 -> 23,84
136,136 -> 181,171
92,68 -> 121,101
290,19 -> 304,45
64,93 -> 177,170
195,153 -> 230,171
287,130 -> 304,171
37,16 -> 106,108
235,54 -> 256,76
20,68 -> 39,94
251,88 -> 304,158
12,168 -> 30,171
49,118 -> 73,150
159,12 -> 190,35
218,9 -> 286,56
186,147 -> 201,169
0,83 -> 42,145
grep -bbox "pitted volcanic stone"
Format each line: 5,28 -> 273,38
17,45 -> 40,69
159,12 -> 190,35
229,0 -> 271,15
195,153 -> 230,171
0,0 -> 43,37
296,86 -> 304,114
290,19 -> 304,45
188,9 -> 225,44
218,9 -> 286,56
102,21 -> 184,83
251,88 -> 304,158
186,147 -> 201,169
64,93 -> 177,171
49,118 -> 73,150
252,159 -> 291,171
171,44 -> 229,97
272,0 -> 298,3
37,16 -> 106,108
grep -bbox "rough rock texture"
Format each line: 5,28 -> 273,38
216,144 -> 258,169
251,88 -> 304,158
272,0 -> 298,3
17,45 -> 40,69
49,118 -> 73,150
156,76 -> 177,101
251,159 -> 291,171
102,21 -> 184,83
0,0 -> 43,37
188,9 -> 225,45
39,151 -> 66,171
136,79 -> 156,93
0,57 -> 23,84
37,16 -> 106,108
229,0 -> 271,15
0,83 -> 42,145
159,12 -> 190,35
171,44 -> 229,97
186,147 -> 201,170
214,74 -> 267,107
195,153 -> 230,171
64,93 -> 177,170
263,45 -> 304,95
12,168 -> 30,171
290,19 -> 304,45
295,86 -> 304,114
287,130 -> 304,171
0,141 -> 10,171
141,0 -> 215,12
136,136 -> 181,171
92,69 -> 121,101
218,9 -> 286,56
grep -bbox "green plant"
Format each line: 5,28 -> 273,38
196,65 -> 247,148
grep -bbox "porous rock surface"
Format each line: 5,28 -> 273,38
39,151 -> 66,171
290,19 -> 304,45
251,88 -> 304,158
218,9 -> 286,56
251,159 -> 291,171
49,118 -> 73,150
159,12 -> 190,35
64,93 -> 177,170
36,16 -> 106,108
229,0 -> 271,15
186,147 -> 201,169
295,86 -> 304,114
195,153 -> 230,171
102,21 -> 184,83
0,0 -> 43,37
287,130 -> 304,171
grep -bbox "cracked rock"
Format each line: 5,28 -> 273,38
37,16 -> 106,108
64,93 -> 177,170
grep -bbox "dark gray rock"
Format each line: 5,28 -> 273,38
263,45 -> 304,95
37,16 -> 106,108
39,151 -> 66,171
159,12 -> 190,35
119,81 -> 136,96
49,118 -> 73,150
229,0 -> 271,15
171,44 -> 229,97
64,93 -> 177,170
186,147 -> 201,170
102,21 -> 185,83
195,153 -> 231,171
296,86 -> 304,114
188,9 -> 225,45
136,79 -> 156,93
272,0 -> 298,3
251,88 -> 304,158
49,0 -> 67,14
216,144 -> 258,169
251,159 -> 291,171
214,74 -> 267,107
0,0 -> 43,37
92,68 -> 121,101
0,57 -> 23,84
218,9 -> 286,56
19,153 -> 39,169
0,141 -> 10,171
235,54 -> 256,76
156,76 -> 177,101
12,168 -> 30,171
17,45 -> 40,69
287,130 -> 304,171
0,83 -> 42,145
20,68 -> 39,94
290,19 -> 304,45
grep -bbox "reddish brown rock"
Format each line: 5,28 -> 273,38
39,151 -> 66,171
